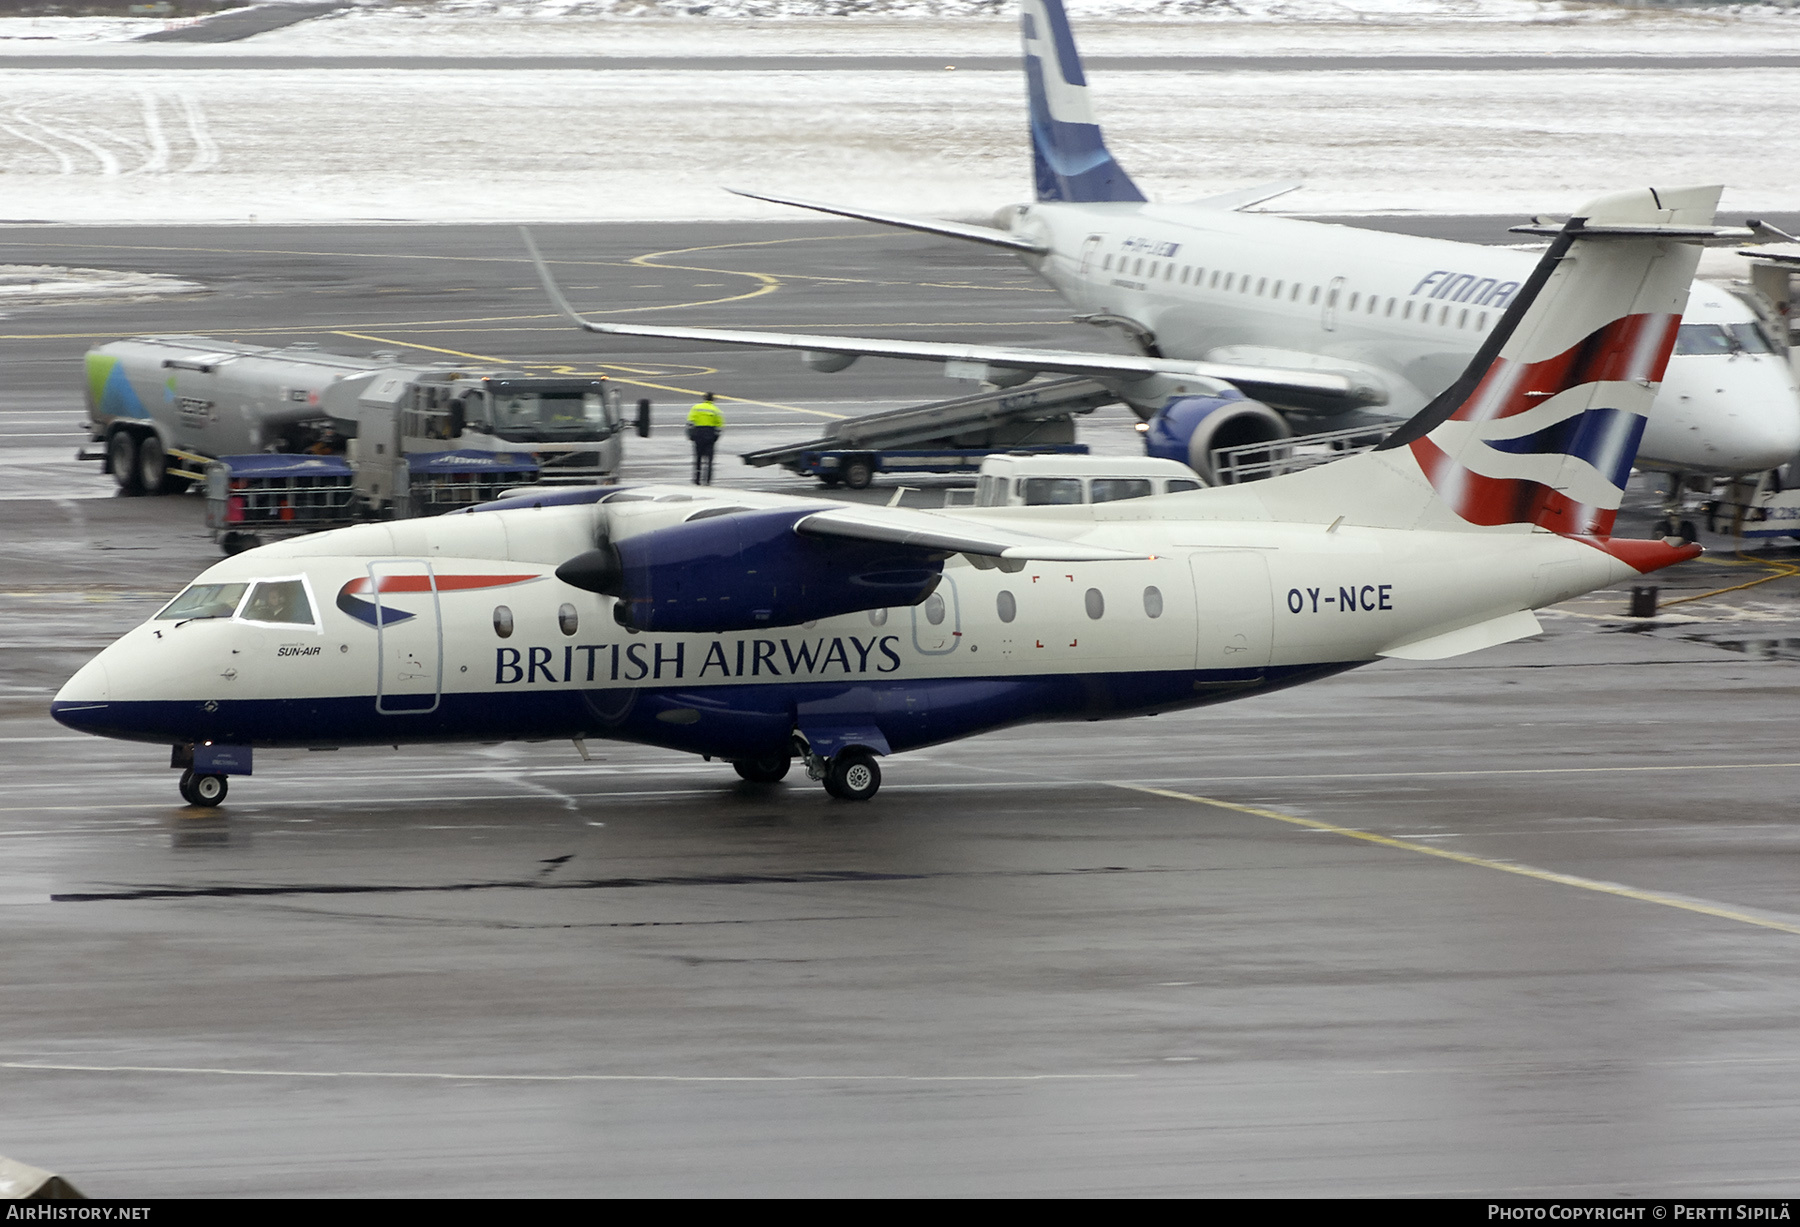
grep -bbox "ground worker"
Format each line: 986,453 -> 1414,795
686,392 -> 725,485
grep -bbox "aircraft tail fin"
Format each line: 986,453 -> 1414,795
1022,0 -> 1145,204
1270,186 -> 1736,540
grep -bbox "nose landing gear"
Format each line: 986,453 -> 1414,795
801,744 -> 882,802
178,769 -> 228,808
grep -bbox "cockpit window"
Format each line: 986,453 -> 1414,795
238,579 -> 316,626
1730,322 -> 1776,354
1676,323 -> 1774,356
156,583 -> 248,621
1676,324 -> 1735,355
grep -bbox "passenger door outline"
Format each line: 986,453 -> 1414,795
370,559 -> 443,714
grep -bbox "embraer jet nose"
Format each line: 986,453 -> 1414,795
51,656 -> 112,732
1709,363 -> 1800,472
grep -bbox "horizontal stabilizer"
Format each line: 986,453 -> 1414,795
727,188 -> 1046,254
1378,609 -> 1543,660
796,506 -> 1147,562
1185,181 -> 1304,212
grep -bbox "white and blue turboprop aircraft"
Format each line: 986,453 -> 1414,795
544,0 -> 1800,498
55,186 -> 1719,806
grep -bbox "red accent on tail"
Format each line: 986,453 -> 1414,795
1568,535 -> 1704,574
1409,436 -> 1615,535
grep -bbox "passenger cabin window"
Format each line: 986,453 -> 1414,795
1386,298 -> 1395,316
1310,286 -> 1320,305
869,607 -> 888,627
493,605 -> 514,638
1134,258 -> 1144,275
1090,478 -> 1154,503
1148,261 -> 1158,278
1103,254 -> 1113,270
1290,284 -> 1301,301
997,591 -> 1017,623
1143,586 -> 1164,618
1210,271 -> 1220,288
1085,588 -> 1105,620
1021,477 -> 1085,506
239,580 -> 315,626
1257,277 -> 1267,296
558,603 -> 579,636
158,583 -> 247,621
1478,312 -> 1488,330
1404,301 -> 1414,319
1272,280 -> 1283,298
924,592 -> 946,626
1348,292 -> 1360,311
1459,308 -> 1469,328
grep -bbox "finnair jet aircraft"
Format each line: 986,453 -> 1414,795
55,185 -> 1717,807
548,0 -> 1800,497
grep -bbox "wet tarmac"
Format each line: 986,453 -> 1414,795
2,222 -> 1799,1196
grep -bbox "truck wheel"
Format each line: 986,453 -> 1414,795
108,430 -> 143,495
842,458 -> 874,490
137,433 -> 169,495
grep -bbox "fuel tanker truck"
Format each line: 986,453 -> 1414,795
81,336 -> 626,549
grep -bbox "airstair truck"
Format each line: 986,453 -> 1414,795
81,335 -> 624,498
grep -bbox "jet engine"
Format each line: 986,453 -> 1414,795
556,507 -> 943,633
1143,390 -> 1292,485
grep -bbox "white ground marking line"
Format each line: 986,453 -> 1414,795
177,93 -> 217,173
133,90 -> 167,176
0,1061 -> 1133,1084
0,104 -> 72,174
1125,784 -> 1800,938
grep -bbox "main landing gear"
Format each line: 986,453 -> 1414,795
178,769 -> 228,807
727,743 -> 884,801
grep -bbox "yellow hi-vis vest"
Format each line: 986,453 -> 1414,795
687,401 -> 725,429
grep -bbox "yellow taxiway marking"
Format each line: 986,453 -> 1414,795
1660,550 -> 1800,610
330,331 -> 846,420
1122,783 -> 1800,937
0,1062 -> 1132,1084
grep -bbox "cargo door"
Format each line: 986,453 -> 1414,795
1189,552 -> 1272,676
369,560 -> 442,714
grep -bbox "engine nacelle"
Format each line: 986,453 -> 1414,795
556,507 -> 942,634
1143,391 -> 1292,485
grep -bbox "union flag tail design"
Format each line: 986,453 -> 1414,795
1369,185 -> 1720,537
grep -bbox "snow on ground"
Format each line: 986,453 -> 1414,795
2,2 -> 1798,58
1,61 -> 1798,223
0,265 -> 205,306
1,3 -> 1798,222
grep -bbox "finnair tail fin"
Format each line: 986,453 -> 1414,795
1022,0 -> 1145,204
1272,185 -> 1734,538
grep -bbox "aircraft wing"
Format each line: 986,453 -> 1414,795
726,187 -> 1047,253
522,231 -> 1375,410
795,504 -> 1148,562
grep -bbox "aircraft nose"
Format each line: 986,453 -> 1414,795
1674,359 -> 1800,474
51,656 -> 112,733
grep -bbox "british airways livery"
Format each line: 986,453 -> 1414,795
561,0 -> 1800,493
54,185 -> 1718,806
